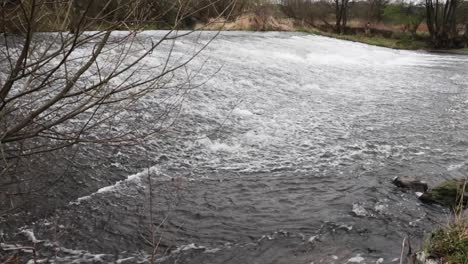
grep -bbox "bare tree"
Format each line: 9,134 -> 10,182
368,0 -> 389,22
0,0 -> 235,215
456,0 -> 468,39
425,0 -> 460,47
335,0 -> 350,33
280,0 -> 333,26
253,2 -> 275,31
383,2 -> 425,36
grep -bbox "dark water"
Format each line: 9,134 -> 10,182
2,31 -> 468,263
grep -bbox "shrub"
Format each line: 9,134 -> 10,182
426,218 -> 468,263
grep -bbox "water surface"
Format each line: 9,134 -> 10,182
6,31 -> 468,263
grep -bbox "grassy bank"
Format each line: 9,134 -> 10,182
197,15 -> 431,50
198,15 -> 465,52
297,27 -> 430,50
296,26 -> 468,55
429,47 -> 468,55
423,217 -> 468,263
198,18 -> 431,50
420,180 -> 467,263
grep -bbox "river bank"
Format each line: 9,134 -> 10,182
195,14 -> 468,55
312,31 -> 468,56
296,27 -> 431,51
393,176 -> 468,263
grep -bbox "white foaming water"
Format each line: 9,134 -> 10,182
348,254 -> 365,263
231,108 -> 254,117
11,31 -> 468,263
162,31 -> 468,176
352,203 -> 370,217
196,137 -> 242,153
447,162 -> 465,171
70,166 -> 161,205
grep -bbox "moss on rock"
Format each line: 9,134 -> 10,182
419,179 -> 468,209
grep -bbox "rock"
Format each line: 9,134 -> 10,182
418,178 -> 468,208
158,155 -> 169,162
393,177 -> 468,209
416,251 -> 440,264
393,176 -> 429,193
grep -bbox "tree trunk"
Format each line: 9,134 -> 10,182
464,22 -> 468,38
425,0 -> 461,48
335,0 -> 349,34
335,0 -> 342,33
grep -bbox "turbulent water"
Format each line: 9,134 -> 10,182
4,31 -> 468,263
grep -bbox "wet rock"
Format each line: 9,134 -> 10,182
419,178 -> 468,208
393,176 -> 429,193
416,251 -> 440,264
158,155 -> 169,162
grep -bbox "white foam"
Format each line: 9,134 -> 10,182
348,254 -> 365,263
339,224 -> 353,231
448,162 -> 464,171
20,228 -> 41,243
197,137 -> 241,153
232,108 -> 254,117
171,243 -> 206,254
409,217 -> 423,227
352,203 -> 368,217
70,166 -> 160,205
204,248 -> 221,253
374,203 -> 387,213
116,257 -> 136,263
1,243 -> 29,251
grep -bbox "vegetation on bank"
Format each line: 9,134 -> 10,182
210,18 -> 463,53
425,218 -> 468,264
296,26 -> 430,50
393,177 -> 468,263
1,0 -> 467,50
422,180 -> 467,264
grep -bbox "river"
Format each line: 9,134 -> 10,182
3,31 -> 468,263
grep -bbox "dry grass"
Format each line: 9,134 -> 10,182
196,14 -> 295,31
296,27 -> 429,50
425,181 -> 468,264
196,15 -> 431,50
426,218 -> 468,263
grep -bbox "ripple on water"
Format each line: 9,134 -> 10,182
9,31 -> 468,263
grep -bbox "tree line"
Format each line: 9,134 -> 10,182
281,0 -> 468,48
1,0 -> 467,47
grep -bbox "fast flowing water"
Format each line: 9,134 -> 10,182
5,31 -> 468,263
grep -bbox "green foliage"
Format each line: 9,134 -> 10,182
424,179 -> 468,263
383,3 -> 424,33
422,179 -> 468,209
432,180 -> 463,202
426,219 -> 468,263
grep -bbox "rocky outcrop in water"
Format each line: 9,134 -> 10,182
392,176 -> 429,193
393,177 -> 468,208
419,179 -> 468,208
